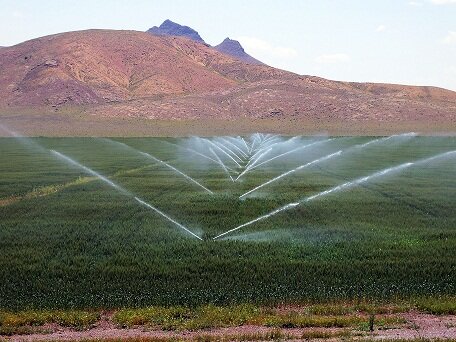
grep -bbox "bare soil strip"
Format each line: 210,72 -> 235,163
3,313 -> 455,341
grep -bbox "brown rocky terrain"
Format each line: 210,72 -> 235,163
0,29 -> 455,133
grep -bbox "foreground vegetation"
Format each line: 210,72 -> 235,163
49,338 -> 456,342
3,300 -> 456,336
0,309 -> 99,335
0,136 -> 455,310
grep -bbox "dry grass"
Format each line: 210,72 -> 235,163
0,310 -> 99,335
0,176 -> 95,207
1,107 -> 455,137
0,165 -> 151,208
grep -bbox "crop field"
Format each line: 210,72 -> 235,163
0,133 -> 455,310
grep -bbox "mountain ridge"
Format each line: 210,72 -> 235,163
214,38 -> 262,65
147,19 -> 263,65
0,29 -> 455,126
147,19 -> 205,44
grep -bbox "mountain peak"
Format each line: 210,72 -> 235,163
214,38 -> 263,65
220,38 -> 243,49
161,19 -> 174,25
147,19 -> 205,44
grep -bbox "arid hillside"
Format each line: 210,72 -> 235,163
0,29 -> 455,128
0,30 -> 287,107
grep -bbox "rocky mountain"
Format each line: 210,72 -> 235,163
214,38 -> 262,65
147,19 -> 205,44
148,20 -> 264,65
0,29 -> 455,125
0,30 -> 288,107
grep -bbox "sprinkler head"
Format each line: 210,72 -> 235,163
200,232 -> 213,241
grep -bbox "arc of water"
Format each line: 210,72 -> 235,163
238,136 -> 251,154
417,150 -> 455,163
102,139 -> 215,194
247,147 -> 268,160
249,144 -> 272,161
215,162 -> 412,240
51,150 -> 202,240
225,136 -> 249,155
179,144 -> 236,172
358,132 -> 417,148
240,137 -> 250,153
304,163 -> 414,202
212,141 -> 244,162
163,141 -> 234,171
245,147 -> 273,170
239,150 -> 343,199
248,139 -> 333,172
210,148 -> 234,182
138,151 -> 213,194
259,136 -> 280,148
259,137 -> 296,153
201,139 -> 242,168
358,137 -> 389,148
51,150 -> 127,194
215,150 -> 456,240
253,133 -> 262,141
235,148 -> 273,181
134,197 -> 203,240
259,134 -> 279,143
245,138 -> 294,164
251,135 -> 272,152
213,202 -> 300,240
249,134 -> 261,153
236,148 -> 274,180
163,141 -> 224,167
219,138 -> 249,158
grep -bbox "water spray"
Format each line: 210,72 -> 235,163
201,138 -> 242,168
210,148 -> 234,182
138,151 -> 214,194
226,136 -> 250,155
239,150 -> 343,199
357,132 -> 417,148
214,150 -> 455,240
247,139 -> 333,172
213,141 -> 244,162
219,138 -> 249,158
103,139 -> 214,194
51,150 -> 202,240
240,137 -> 250,153
213,202 -> 300,240
163,140 -> 234,171
235,148 -> 273,181
51,150 -> 129,194
134,197 -> 203,240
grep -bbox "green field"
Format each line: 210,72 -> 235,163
0,135 -> 455,310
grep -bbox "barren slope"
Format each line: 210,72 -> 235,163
0,29 -> 455,126
0,30 -> 288,107
93,76 -> 456,122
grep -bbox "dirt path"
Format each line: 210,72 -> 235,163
3,312 -> 455,341
374,312 -> 456,340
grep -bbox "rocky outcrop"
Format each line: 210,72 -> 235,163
214,38 -> 263,65
147,20 -> 263,64
147,19 -> 205,44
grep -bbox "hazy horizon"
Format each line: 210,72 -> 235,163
1,0 -> 455,91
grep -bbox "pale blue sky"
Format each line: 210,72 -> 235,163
1,0 -> 455,90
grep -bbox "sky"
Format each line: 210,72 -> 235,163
1,0 -> 455,91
